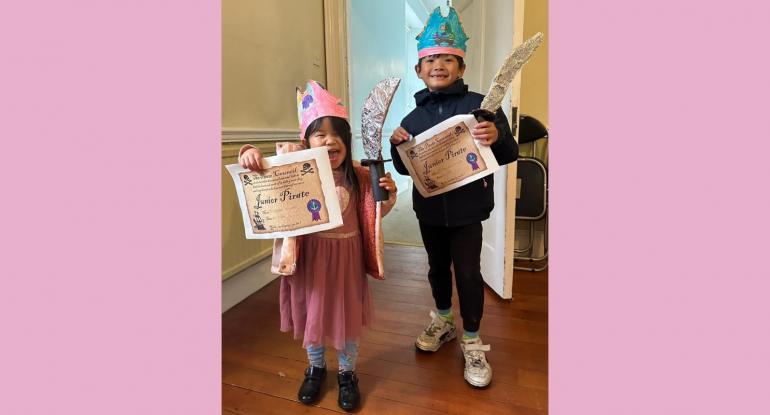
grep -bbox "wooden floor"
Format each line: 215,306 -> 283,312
222,245 -> 548,414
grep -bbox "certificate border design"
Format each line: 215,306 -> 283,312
396,114 -> 500,198
225,147 -> 343,239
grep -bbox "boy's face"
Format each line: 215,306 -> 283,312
415,54 -> 466,91
307,117 -> 347,169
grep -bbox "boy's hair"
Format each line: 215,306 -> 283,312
414,54 -> 466,71
304,116 -> 360,197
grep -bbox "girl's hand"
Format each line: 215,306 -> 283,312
379,172 -> 397,193
239,147 -> 265,172
472,121 -> 499,146
390,127 -> 411,145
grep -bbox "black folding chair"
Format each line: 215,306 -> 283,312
514,114 -> 548,272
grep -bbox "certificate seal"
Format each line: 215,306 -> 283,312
466,152 -> 480,171
307,199 -> 322,221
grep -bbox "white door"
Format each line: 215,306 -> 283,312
480,166 -> 513,298
459,0 -> 519,299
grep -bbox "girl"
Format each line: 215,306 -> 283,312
238,80 -> 396,411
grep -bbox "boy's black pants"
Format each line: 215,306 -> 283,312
418,221 -> 484,332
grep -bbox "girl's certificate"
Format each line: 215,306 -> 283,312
226,147 -> 343,239
396,114 -> 500,197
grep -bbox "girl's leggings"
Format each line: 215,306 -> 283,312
306,340 -> 359,371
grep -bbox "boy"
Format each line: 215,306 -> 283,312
389,6 -> 518,388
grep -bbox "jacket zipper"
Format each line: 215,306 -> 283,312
436,101 -> 449,226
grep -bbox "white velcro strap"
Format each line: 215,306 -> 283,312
463,343 -> 491,352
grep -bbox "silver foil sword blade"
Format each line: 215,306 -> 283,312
478,32 -> 544,115
361,77 -> 401,160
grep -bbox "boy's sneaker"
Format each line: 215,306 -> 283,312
460,336 -> 492,387
415,310 -> 457,352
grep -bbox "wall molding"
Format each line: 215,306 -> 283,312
222,128 -> 299,143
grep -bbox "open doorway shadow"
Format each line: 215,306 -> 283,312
383,181 -> 423,246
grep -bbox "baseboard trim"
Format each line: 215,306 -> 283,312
514,228 -> 546,257
222,249 -> 272,281
222,258 -> 277,313
384,240 -> 423,247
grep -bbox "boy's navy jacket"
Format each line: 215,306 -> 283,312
390,79 -> 518,227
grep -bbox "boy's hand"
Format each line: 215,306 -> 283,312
472,121 -> 499,146
390,127 -> 411,145
379,172 -> 397,193
239,148 -> 265,172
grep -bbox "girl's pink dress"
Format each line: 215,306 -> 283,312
278,172 -> 373,350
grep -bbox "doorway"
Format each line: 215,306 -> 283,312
347,0 -> 519,298
347,0 -> 449,246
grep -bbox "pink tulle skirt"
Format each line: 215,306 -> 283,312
279,233 -> 373,350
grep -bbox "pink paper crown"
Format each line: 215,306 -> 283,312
296,80 -> 349,138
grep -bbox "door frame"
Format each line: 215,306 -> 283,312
502,0 -> 526,298
323,0 -> 350,106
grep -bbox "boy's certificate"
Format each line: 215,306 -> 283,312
226,147 -> 343,239
396,114 -> 500,197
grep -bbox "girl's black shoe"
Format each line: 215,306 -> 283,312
297,366 -> 326,404
337,370 -> 361,411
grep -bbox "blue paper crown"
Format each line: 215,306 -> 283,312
416,6 -> 469,58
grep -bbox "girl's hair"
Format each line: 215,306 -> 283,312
304,116 -> 360,197
414,54 -> 466,71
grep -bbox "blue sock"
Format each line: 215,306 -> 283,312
306,344 -> 326,368
462,330 -> 479,340
337,340 -> 359,372
437,308 -> 454,321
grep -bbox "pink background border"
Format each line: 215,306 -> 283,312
1,1 -> 220,413
551,0 -> 770,413
2,0 -> 769,413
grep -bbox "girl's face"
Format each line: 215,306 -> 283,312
307,117 -> 347,169
415,54 -> 466,91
